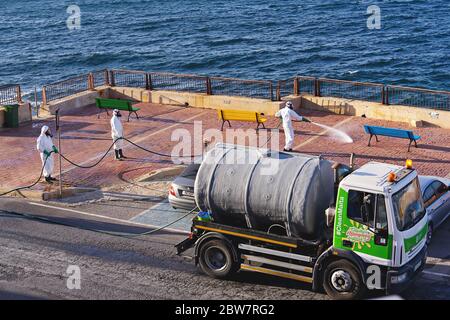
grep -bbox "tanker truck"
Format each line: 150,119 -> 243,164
175,144 -> 428,299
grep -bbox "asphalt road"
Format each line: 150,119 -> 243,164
0,197 -> 448,300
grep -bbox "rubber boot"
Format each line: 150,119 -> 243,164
119,149 -> 127,159
45,176 -> 53,184
114,150 -> 122,161
49,176 -> 58,181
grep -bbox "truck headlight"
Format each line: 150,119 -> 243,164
391,272 -> 408,284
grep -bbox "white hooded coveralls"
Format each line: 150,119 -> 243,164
110,113 -> 124,150
36,125 -> 55,178
275,106 -> 303,150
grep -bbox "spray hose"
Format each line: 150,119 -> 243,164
1,124 -> 280,196
0,125 -> 280,238
0,140 -> 198,238
59,137 -> 205,170
1,206 -> 198,238
122,137 -> 204,159
59,139 -> 118,169
259,120 -> 282,148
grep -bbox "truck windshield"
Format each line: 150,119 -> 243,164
392,178 -> 425,231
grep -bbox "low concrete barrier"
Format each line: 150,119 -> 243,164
39,85 -> 450,129
108,86 -> 286,116
40,86 -> 109,116
298,94 -> 450,128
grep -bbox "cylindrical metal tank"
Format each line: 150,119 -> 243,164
194,144 -> 334,240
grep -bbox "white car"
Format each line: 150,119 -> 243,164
419,176 -> 450,244
168,163 -> 200,211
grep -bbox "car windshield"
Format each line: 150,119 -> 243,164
392,178 -> 426,231
180,164 -> 200,178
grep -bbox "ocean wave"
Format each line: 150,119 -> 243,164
1,0 -> 449,92
206,37 -> 256,47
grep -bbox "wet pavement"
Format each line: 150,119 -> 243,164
130,200 -> 194,232
0,196 -> 448,300
0,101 -> 449,300
0,102 -> 449,193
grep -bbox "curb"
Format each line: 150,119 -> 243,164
0,186 -> 97,201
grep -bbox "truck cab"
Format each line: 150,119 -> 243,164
327,160 -> 428,297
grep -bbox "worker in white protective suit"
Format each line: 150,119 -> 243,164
110,109 -> 126,160
275,101 -> 310,152
36,125 -> 58,184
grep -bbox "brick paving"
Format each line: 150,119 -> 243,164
0,103 -> 449,192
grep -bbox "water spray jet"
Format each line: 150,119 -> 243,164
309,121 -> 354,144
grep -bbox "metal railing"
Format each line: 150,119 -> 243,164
317,78 -> 384,103
295,76 -> 316,96
43,74 -> 90,104
210,77 -> 273,100
387,85 -> 450,111
0,84 -> 22,105
276,77 -> 316,100
39,69 -> 450,111
150,72 -> 208,93
276,78 -> 296,101
110,69 -> 147,88
109,69 -> 273,99
92,69 -> 109,88
286,77 -> 450,110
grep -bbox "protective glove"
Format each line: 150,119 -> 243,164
52,146 -> 59,154
43,150 -> 51,157
302,117 -> 311,123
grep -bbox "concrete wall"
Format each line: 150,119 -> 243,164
149,90 -> 284,116
39,86 -> 450,129
0,102 -> 32,127
18,102 -> 32,123
298,94 -> 450,128
43,86 -> 287,117
40,86 -> 109,116
108,86 -> 286,116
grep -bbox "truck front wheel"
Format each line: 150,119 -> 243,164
198,239 -> 237,279
323,260 -> 366,300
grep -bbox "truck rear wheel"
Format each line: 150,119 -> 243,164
198,239 -> 237,279
323,260 -> 366,300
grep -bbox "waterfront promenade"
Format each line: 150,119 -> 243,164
0,102 -> 448,193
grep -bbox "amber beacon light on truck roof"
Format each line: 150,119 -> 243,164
387,159 -> 415,183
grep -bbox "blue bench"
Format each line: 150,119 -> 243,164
363,125 -> 421,152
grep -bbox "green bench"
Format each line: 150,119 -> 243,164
96,98 -> 140,122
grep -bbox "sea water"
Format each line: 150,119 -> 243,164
1,0 -> 449,96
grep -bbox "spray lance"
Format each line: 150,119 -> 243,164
55,109 -> 63,197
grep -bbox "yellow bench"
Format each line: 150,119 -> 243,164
218,109 -> 267,131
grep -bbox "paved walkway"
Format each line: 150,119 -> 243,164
0,102 -> 449,191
